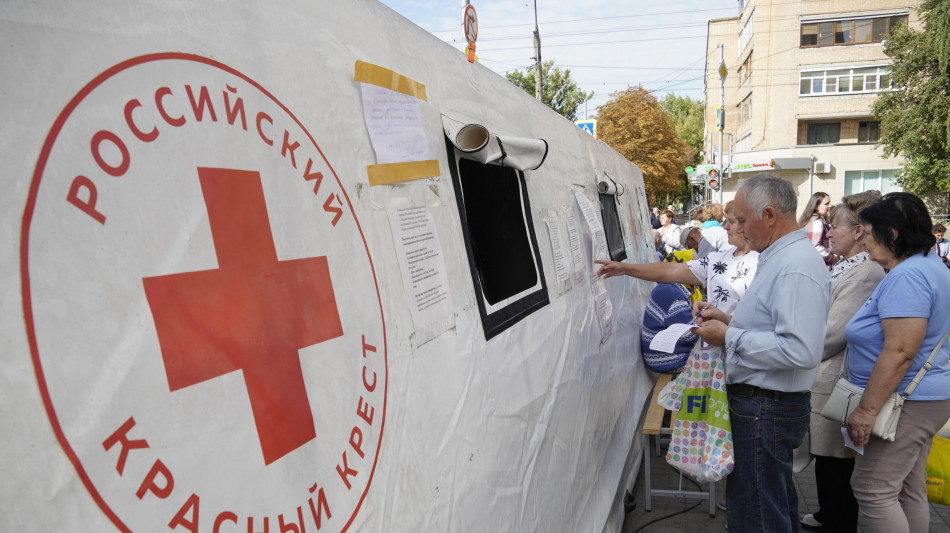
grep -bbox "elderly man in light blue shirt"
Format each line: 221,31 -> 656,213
693,173 -> 831,533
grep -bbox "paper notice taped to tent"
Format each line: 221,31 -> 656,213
1,1 -> 657,531
357,60 -> 440,185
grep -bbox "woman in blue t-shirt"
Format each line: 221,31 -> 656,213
844,192 -> 950,533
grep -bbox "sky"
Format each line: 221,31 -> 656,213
379,0 -> 741,120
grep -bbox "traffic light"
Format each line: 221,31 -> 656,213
707,168 -> 721,191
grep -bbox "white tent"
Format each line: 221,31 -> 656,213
0,1 -> 658,531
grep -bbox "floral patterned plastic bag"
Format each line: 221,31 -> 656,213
656,341 -> 734,482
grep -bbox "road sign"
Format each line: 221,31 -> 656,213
463,5 -> 478,44
718,60 -> 727,81
575,119 -> 597,138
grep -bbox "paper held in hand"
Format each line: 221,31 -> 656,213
649,322 -> 696,353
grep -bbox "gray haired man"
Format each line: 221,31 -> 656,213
692,173 -> 831,533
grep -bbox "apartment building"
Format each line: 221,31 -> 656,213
703,0 -> 921,218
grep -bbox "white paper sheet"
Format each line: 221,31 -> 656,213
360,83 -> 431,165
648,323 -> 696,353
574,192 -> 610,282
566,214 -> 585,285
575,192 -> 613,342
841,427 -> 865,455
386,198 -> 454,345
545,219 -> 570,284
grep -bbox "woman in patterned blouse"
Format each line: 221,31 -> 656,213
595,201 -> 758,318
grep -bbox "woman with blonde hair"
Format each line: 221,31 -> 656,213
596,200 -> 757,317
801,190 -> 884,532
699,203 -> 728,257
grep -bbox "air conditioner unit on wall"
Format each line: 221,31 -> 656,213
813,162 -> 832,174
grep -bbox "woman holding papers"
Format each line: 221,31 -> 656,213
800,191 -> 884,533
596,201 -> 758,317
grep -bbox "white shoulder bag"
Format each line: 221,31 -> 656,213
820,323 -> 950,442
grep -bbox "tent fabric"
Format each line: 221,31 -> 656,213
0,2 -> 655,532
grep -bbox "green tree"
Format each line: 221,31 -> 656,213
872,0 -> 950,200
597,87 -> 692,203
660,94 -> 705,209
660,93 -> 705,166
506,60 -> 594,121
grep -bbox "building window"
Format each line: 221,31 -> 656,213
446,142 -> 549,340
738,10 -> 754,54
806,123 -> 841,144
844,169 -> 902,195
738,94 -> 752,125
739,52 -> 753,84
736,133 -> 752,153
799,66 -> 892,96
801,15 -> 906,48
858,121 -> 881,143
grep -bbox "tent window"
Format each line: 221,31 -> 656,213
459,158 -> 536,303
599,192 -> 627,261
447,140 -> 549,340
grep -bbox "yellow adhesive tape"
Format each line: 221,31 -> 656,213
367,160 -> 440,186
354,61 -> 428,101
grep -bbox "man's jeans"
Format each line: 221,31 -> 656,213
725,391 -> 810,533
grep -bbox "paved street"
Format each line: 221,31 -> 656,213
622,437 -> 950,533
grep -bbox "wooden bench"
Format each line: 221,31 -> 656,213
641,372 -> 718,517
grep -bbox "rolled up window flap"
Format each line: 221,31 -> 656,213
597,179 -> 617,195
441,115 -> 547,171
454,124 -> 503,165
495,136 -> 548,171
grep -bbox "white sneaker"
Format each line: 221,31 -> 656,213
800,513 -> 822,530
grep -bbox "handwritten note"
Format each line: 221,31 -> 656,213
649,323 -> 696,353
360,83 -> 430,165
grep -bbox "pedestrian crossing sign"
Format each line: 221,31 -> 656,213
575,120 -> 597,138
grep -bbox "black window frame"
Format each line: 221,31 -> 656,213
445,137 -> 549,340
858,120 -> 881,143
806,122 -> 841,145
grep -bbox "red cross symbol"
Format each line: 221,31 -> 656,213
143,167 -> 343,465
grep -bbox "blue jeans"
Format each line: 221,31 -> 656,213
726,391 -> 810,533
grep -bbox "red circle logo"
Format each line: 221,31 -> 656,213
22,53 -> 387,532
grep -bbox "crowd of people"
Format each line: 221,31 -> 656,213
602,174 -> 950,533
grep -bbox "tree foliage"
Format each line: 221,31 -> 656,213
660,93 -> 705,166
597,87 -> 692,201
872,0 -> 950,197
506,60 -> 594,121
